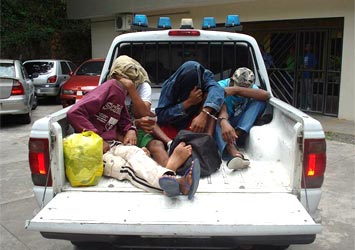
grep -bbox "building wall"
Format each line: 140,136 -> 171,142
71,0 -> 354,121
338,3 -> 355,121
91,19 -> 117,59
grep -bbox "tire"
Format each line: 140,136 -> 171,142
31,95 -> 38,110
18,112 -> 31,124
55,88 -> 62,104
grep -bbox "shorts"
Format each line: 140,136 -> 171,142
137,129 -> 154,148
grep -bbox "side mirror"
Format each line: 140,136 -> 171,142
69,71 -> 74,76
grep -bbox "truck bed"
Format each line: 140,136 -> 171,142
27,162 -> 319,247
62,158 -> 291,194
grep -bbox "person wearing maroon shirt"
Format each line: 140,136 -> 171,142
67,76 -> 199,199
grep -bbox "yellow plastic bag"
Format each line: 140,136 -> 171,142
63,131 -> 104,187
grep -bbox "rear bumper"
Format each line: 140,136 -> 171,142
41,232 -> 316,247
60,94 -> 75,107
35,86 -> 59,96
0,96 -> 29,115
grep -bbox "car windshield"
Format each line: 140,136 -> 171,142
0,63 -> 15,77
76,61 -> 104,76
24,61 -> 54,75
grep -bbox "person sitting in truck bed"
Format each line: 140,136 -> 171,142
215,67 -> 270,170
66,69 -> 200,199
155,60 -> 225,138
108,55 -> 176,171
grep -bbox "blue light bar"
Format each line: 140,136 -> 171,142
133,14 -> 148,27
225,15 -> 240,27
202,17 -> 216,29
158,17 -> 171,29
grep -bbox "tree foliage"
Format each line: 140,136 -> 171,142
0,0 -> 91,65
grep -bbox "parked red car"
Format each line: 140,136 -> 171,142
60,58 -> 104,107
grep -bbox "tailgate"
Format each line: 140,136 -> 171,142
26,191 -> 321,237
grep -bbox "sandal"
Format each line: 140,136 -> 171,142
158,159 -> 200,199
159,176 -> 180,197
186,159 -> 200,200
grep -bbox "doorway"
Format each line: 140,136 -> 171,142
243,18 -> 343,116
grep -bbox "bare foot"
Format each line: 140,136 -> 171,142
165,142 -> 192,171
177,167 -> 192,195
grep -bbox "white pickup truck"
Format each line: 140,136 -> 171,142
25,24 -> 326,249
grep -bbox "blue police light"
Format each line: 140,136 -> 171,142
133,14 -> 148,27
202,17 -> 216,29
225,15 -> 240,27
158,17 -> 171,29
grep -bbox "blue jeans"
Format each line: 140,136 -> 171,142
214,100 -> 267,161
156,61 -> 225,130
301,78 -> 313,109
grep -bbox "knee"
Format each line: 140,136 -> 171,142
147,140 -> 166,153
181,60 -> 199,69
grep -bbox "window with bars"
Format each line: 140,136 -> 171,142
107,41 -> 259,87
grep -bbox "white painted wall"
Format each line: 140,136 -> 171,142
338,2 -> 355,121
84,0 -> 354,121
91,19 -> 117,59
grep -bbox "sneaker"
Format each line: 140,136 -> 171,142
227,154 -> 250,170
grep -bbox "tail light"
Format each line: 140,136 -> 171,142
28,138 -> 52,186
302,139 -> 326,188
47,75 -> 57,83
11,80 -> 25,95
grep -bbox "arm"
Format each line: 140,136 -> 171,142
201,68 -> 225,112
224,86 -> 270,101
118,103 -> 137,145
67,92 -> 107,135
189,69 -> 225,133
155,86 -> 190,125
118,77 -> 151,117
133,100 -> 156,133
218,103 -> 238,143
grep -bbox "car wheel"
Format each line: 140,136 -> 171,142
31,95 -> 38,110
55,90 -> 62,104
18,111 -> 31,124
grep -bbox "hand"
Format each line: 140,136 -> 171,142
123,130 -> 137,145
103,141 -> 110,153
119,77 -> 135,92
220,119 -> 238,144
134,116 -> 156,133
190,112 -> 207,133
184,86 -> 203,108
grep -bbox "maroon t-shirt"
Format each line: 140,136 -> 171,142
67,79 -> 133,141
